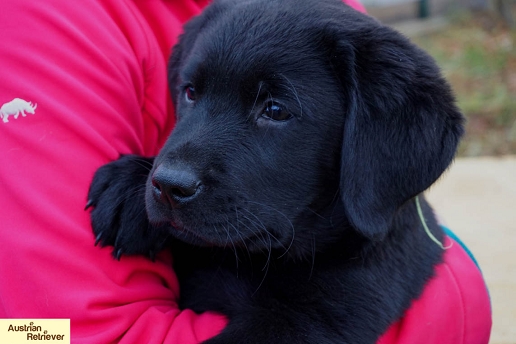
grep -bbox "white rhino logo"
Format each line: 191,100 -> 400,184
1,98 -> 38,123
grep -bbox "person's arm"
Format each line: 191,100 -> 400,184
0,0 -> 367,342
0,0 -> 225,342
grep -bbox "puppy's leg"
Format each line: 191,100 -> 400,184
87,155 -> 169,260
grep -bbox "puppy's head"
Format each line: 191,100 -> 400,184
145,0 -> 463,259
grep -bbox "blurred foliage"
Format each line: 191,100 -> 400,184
412,9 -> 516,156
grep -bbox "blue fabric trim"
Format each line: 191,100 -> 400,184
442,225 -> 491,305
442,226 -> 481,271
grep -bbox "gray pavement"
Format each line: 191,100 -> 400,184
390,16 -> 450,37
426,156 -> 516,344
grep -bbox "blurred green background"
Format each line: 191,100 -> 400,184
413,11 -> 516,156
364,0 -> 516,156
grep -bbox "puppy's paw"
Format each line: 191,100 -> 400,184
87,155 -> 169,260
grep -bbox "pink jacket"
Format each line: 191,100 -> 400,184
379,236 -> 491,343
0,0 -> 490,343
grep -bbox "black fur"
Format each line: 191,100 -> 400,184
87,0 -> 464,342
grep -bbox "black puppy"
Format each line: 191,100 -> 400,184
87,0 -> 464,342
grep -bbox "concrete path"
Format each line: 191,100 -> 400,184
425,156 -> 516,344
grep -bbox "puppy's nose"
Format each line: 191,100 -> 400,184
151,165 -> 202,207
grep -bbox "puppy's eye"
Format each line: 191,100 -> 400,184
261,102 -> 292,121
185,86 -> 196,102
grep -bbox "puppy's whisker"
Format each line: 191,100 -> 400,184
279,73 -> 303,119
264,233 -> 272,272
307,207 -> 326,220
227,213 -> 252,260
130,158 -> 153,172
248,81 -> 264,121
237,216 -> 269,254
329,188 -> 342,228
241,216 -> 270,249
277,227 -> 295,259
239,208 -> 286,258
221,223 -> 231,250
238,207 -> 268,232
238,214 -> 272,255
239,207 -> 285,249
309,232 -> 316,281
223,223 -> 240,272
244,201 -> 295,258
252,233 -> 271,297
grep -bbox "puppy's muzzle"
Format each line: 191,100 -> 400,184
151,164 -> 202,207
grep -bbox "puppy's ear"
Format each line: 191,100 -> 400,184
168,17 -> 206,105
327,14 -> 464,240
167,2 -> 229,104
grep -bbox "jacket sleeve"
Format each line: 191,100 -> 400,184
0,0 -> 226,343
377,236 -> 491,344
0,0 -> 368,342
343,0 -> 367,13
